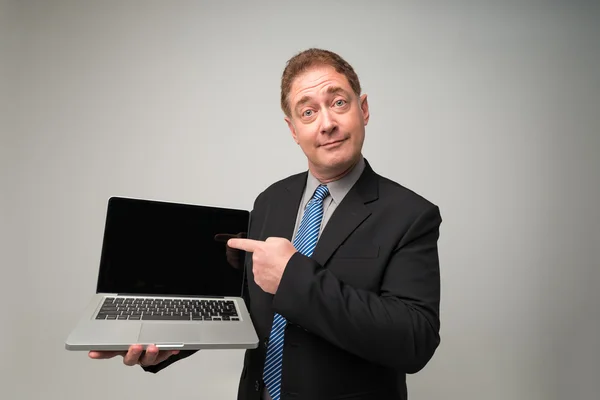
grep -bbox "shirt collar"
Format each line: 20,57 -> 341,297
303,155 -> 365,207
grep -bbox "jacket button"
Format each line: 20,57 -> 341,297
254,380 -> 260,391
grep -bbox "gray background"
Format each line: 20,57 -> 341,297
1,0 -> 599,399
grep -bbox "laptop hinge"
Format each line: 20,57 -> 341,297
116,293 -> 225,298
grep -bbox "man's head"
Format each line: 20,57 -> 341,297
281,49 -> 369,182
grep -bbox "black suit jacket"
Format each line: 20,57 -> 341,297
146,159 -> 442,400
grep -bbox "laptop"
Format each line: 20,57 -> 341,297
65,196 -> 259,351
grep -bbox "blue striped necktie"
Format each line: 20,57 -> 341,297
263,184 -> 330,400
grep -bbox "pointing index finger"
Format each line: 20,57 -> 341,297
227,238 -> 263,252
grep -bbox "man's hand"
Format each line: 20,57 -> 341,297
88,344 -> 180,367
227,237 -> 297,294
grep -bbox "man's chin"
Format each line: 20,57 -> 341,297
320,154 -> 355,171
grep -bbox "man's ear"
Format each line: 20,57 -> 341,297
360,94 -> 370,126
285,117 -> 299,144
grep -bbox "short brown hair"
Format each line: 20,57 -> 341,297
280,48 -> 362,117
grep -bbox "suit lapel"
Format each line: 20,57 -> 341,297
265,173 -> 307,241
312,160 -> 379,267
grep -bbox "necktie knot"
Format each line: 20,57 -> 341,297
312,184 -> 329,202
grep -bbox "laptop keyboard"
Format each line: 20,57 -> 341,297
95,297 -> 240,321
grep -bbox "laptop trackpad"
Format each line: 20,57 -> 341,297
138,323 -> 200,346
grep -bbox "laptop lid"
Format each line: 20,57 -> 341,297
95,197 -> 249,298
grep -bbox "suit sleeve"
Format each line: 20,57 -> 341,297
141,349 -> 197,373
272,205 -> 442,373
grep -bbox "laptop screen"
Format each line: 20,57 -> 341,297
96,197 -> 249,297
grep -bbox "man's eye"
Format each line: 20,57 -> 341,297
303,110 -> 313,117
335,100 -> 346,107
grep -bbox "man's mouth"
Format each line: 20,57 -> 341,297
320,138 -> 347,147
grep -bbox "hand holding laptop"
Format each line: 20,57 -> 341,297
88,344 -> 180,367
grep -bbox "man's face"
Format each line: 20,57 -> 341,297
285,65 -> 369,177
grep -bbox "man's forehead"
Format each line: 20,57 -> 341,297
290,66 -> 353,102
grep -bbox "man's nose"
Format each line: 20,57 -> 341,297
320,109 -> 337,135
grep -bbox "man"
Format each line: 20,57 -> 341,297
90,48 -> 442,400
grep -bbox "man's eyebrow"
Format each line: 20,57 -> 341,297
295,95 -> 312,110
326,86 -> 351,97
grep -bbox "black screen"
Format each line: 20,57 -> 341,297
96,197 -> 249,297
